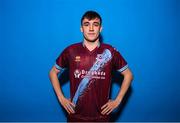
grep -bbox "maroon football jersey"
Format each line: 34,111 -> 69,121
55,42 -> 128,122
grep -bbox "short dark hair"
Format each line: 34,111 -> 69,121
81,11 -> 102,25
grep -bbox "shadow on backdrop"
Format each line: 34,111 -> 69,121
99,34 -> 103,43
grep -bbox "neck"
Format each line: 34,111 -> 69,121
83,39 -> 100,51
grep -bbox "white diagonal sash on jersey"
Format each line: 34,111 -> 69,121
72,49 -> 112,105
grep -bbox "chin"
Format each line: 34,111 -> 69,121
86,37 -> 99,42
84,35 -> 99,42
87,39 -> 96,42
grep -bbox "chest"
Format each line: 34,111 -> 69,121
69,48 -> 113,71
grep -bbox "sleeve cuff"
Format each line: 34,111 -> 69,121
55,63 -> 65,71
117,64 -> 128,72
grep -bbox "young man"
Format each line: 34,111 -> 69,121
49,11 -> 133,122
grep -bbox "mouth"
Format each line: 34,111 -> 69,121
87,33 -> 96,36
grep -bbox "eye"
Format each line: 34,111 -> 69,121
83,22 -> 89,26
93,22 -> 100,27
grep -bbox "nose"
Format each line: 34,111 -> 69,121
89,25 -> 94,31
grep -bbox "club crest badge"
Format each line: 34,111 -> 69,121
74,69 -> 81,78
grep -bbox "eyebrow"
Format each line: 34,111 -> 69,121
93,22 -> 100,25
83,22 -> 89,25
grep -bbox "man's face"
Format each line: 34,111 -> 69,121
81,18 -> 102,42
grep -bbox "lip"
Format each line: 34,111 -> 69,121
87,33 -> 95,35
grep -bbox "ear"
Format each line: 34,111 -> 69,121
100,26 -> 103,32
80,26 -> 83,32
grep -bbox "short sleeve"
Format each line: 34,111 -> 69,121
112,48 -> 128,72
55,47 -> 69,70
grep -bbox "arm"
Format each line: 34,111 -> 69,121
101,68 -> 133,115
49,66 -> 75,114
